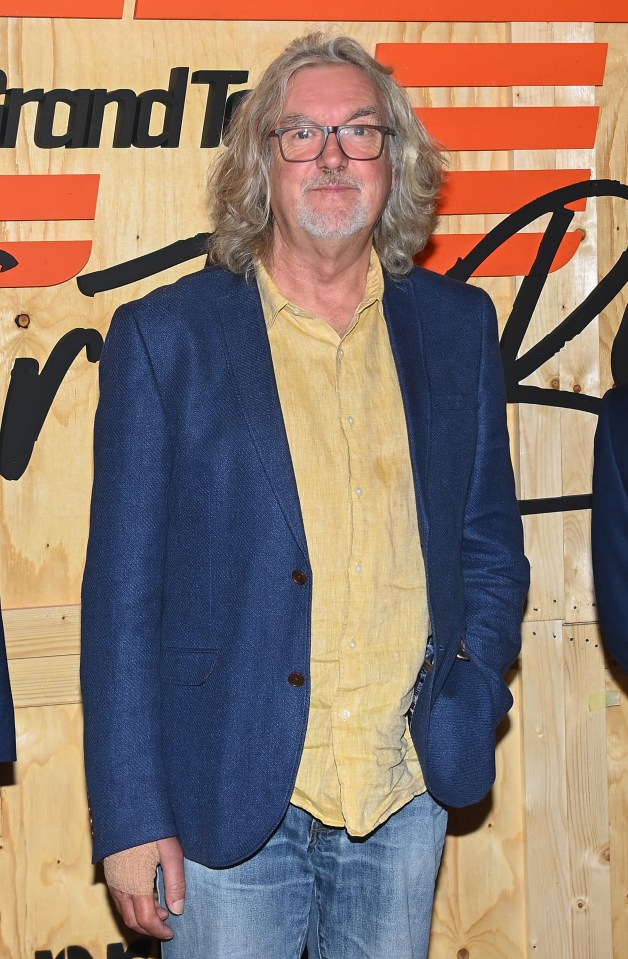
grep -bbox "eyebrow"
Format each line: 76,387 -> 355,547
278,106 -> 382,126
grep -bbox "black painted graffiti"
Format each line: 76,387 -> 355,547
0,329 -> 103,480
77,233 -> 209,298
0,247 -> 18,273
34,939 -> 153,959
1,179 -> 627,515
447,179 -> 628,514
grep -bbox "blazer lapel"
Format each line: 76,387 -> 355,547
383,274 -> 431,548
212,269 -> 429,560
214,273 -> 309,559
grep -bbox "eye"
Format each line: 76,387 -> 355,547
287,127 -> 316,141
344,125 -> 374,138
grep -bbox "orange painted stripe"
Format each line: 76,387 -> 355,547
417,231 -> 582,276
0,175 -> 99,222
133,0 -> 628,20
417,107 -> 599,151
376,44 -> 607,87
0,1 -> 123,14
0,241 -> 92,288
438,170 -> 591,215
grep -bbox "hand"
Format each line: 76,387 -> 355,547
108,836 -> 186,941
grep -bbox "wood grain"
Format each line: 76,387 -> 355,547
605,663 -> 628,959
0,705 -> 156,959
564,624 -> 613,959
521,620 -> 571,958
3,604 -> 80,659
430,667 -> 526,959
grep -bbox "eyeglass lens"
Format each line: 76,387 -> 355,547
280,126 -> 385,161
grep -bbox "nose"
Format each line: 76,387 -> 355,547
316,130 -> 347,170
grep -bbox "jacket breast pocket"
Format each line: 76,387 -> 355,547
161,648 -> 219,686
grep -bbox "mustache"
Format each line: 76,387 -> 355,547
303,171 -> 362,190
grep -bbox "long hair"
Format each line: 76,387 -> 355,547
207,33 -> 445,278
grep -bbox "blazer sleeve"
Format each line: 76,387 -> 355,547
460,292 -> 530,712
415,285 -> 530,809
81,304 -> 178,863
592,386 -> 628,673
0,602 -> 16,762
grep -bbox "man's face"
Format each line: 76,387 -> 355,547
268,64 -> 393,247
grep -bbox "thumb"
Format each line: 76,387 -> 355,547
157,836 -> 186,915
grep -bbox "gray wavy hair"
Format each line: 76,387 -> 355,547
207,33 -> 445,278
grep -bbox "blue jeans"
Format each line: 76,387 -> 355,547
160,792 -> 447,959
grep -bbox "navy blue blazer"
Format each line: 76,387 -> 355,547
0,603 -> 16,762
592,385 -> 628,672
81,265 -> 529,867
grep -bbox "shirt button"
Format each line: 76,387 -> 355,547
348,640 -> 357,649
347,416 -> 354,426
355,562 -> 362,573
340,708 -> 350,720
355,486 -> 363,497
338,348 -> 344,359
288,672 -> 305,687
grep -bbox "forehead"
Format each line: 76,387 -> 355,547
282,63 -> 385,121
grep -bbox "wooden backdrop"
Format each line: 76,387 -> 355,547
1,4 -> 627,957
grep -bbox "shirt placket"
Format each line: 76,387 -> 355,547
330,320 -> 371,806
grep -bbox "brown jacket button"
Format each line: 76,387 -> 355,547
288,672 -> 305,687
291,569 -> 307,585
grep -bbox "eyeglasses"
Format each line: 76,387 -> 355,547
269,124 -> 396,162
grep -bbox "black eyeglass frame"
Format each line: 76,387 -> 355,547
269,124 -> 396,162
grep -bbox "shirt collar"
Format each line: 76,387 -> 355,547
256,249 -> 385,331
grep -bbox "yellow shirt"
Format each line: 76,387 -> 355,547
257,253 -> 429,836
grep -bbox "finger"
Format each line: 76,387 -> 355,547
110,888 -> 174,940
134,893 -> 175,940
109,889 -> 145,936
158,837 -> 186,915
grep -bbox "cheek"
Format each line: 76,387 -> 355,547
272,167 -> 302,198
269,170 -> 289,206
368,176 -> 393,213
269,174 -> 306,225
365,161 -> 392,201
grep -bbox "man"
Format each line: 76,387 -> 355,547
81,33 -> 529,958
0,605 -> 16,762
592,384 -> 628,672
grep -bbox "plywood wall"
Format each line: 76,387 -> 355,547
1,7 -> 627,958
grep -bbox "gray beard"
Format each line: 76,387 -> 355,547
298,175 -> 368,239
298,200 -> 369,239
